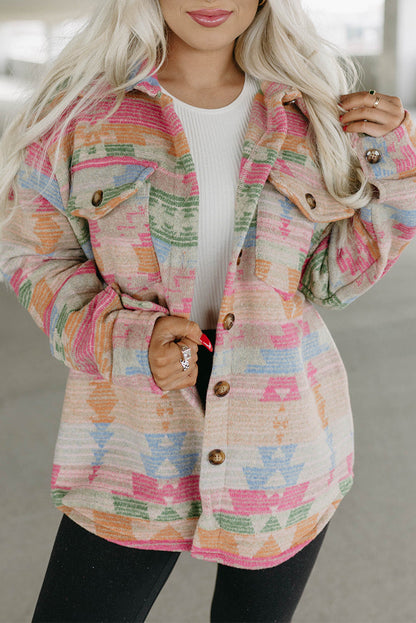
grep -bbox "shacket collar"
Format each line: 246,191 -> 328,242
127,63 -> 310,125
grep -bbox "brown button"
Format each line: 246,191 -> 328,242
237,249 -> 243,266
223,313 -> 235,331
305,193 -> 317,209
214,381 -> 230,397
208,449 -> 226,465
365,149 -> 381,164
91,190 -> 104,207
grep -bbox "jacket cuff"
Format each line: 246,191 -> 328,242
351,110 -> 416,185
111,304 -> 167,395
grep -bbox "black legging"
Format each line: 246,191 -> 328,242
32,329 -> 330,623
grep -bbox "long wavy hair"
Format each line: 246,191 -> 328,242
0,0 -> 373,241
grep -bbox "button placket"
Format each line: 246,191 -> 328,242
214,381 -> 230,397
208,449 -> 226,465
202,276 -> 234,474
203,360 -> 230,466
223,313 -> 235,331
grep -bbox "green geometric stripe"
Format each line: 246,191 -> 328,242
156,507 -> 182,521
149,186 -> 198,211
148,188 -> 198,247
104,144 -> 136,158
113,496 -> 150,520
18,280 -> 32,309
339,476 -> 353,496
281,150 -> 308,166
55,304 -> 70,338
286,502 -> 313,527
176,152 -> 198,175
51,489 -> 68,507
260,515 -> 281,532
214,512 -> 255,534
186,500 -> 202,519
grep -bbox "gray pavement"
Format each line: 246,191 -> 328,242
1,235 -> 415,623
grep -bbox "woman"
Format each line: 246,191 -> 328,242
1,0 -> 415,621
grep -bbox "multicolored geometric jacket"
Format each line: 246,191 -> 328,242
1,69 -> 416,569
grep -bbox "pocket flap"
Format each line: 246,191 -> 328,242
68,160 -> 157,220
269,149 -> 355,223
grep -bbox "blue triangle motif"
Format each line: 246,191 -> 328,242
89,423 -> 114,467
243,445 -> 305,490
89,423 -> 114,448
142,432 -> 198,479
92,448 -> 107,466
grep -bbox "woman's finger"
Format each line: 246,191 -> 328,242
177,336 -> 199,358
339,91 -> 406,135
339,91 -> 396,111
151,352 -> 198,390
339,92 -> 405,120
341,108 -> 403,136
341,97 -> 389,115
340,106 -> 388,126
161,358 -> 199,391
340,107 -> 400,133
342,119 -> 393,138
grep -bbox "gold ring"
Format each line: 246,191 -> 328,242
373,95 -> 381,108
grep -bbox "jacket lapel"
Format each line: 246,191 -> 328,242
141,91 -> 200,319
231,82 -> 303,255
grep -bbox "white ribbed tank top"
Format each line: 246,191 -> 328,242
160,73 -> 260,330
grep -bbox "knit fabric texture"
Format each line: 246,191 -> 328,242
1,67 -> 416,569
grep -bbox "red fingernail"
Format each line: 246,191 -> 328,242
343,125 -> 348,132
200,333 -> 213,352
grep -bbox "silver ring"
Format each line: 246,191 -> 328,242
180,345 -> 191,361
180,358 -> 190,371
179,344 -> 191,372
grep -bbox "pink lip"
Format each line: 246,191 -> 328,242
187,10 -> 232,27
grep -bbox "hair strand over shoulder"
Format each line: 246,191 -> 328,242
0,0 -> 373,248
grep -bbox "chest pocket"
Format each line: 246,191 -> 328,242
255,181 -> 316,301
67,160 -> 162,294
68,160 -> 157,219
255,146 -> 357,300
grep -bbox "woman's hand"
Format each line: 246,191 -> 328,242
339,91 -> 406,137
148,316 -> 209,391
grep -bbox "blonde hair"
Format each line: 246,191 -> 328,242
0,0 -> 373,241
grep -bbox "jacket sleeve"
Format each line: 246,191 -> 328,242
298,111 -> 416,310
0,139 -> 168,392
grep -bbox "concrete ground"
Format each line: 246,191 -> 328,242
1,230 -> 415,622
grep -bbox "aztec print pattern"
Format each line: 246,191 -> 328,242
1,68 -> 416,569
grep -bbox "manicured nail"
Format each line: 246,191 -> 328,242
343,125 -> 348,132
200,333 -> 213,352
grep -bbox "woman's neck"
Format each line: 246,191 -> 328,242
157,30 -> 244,91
